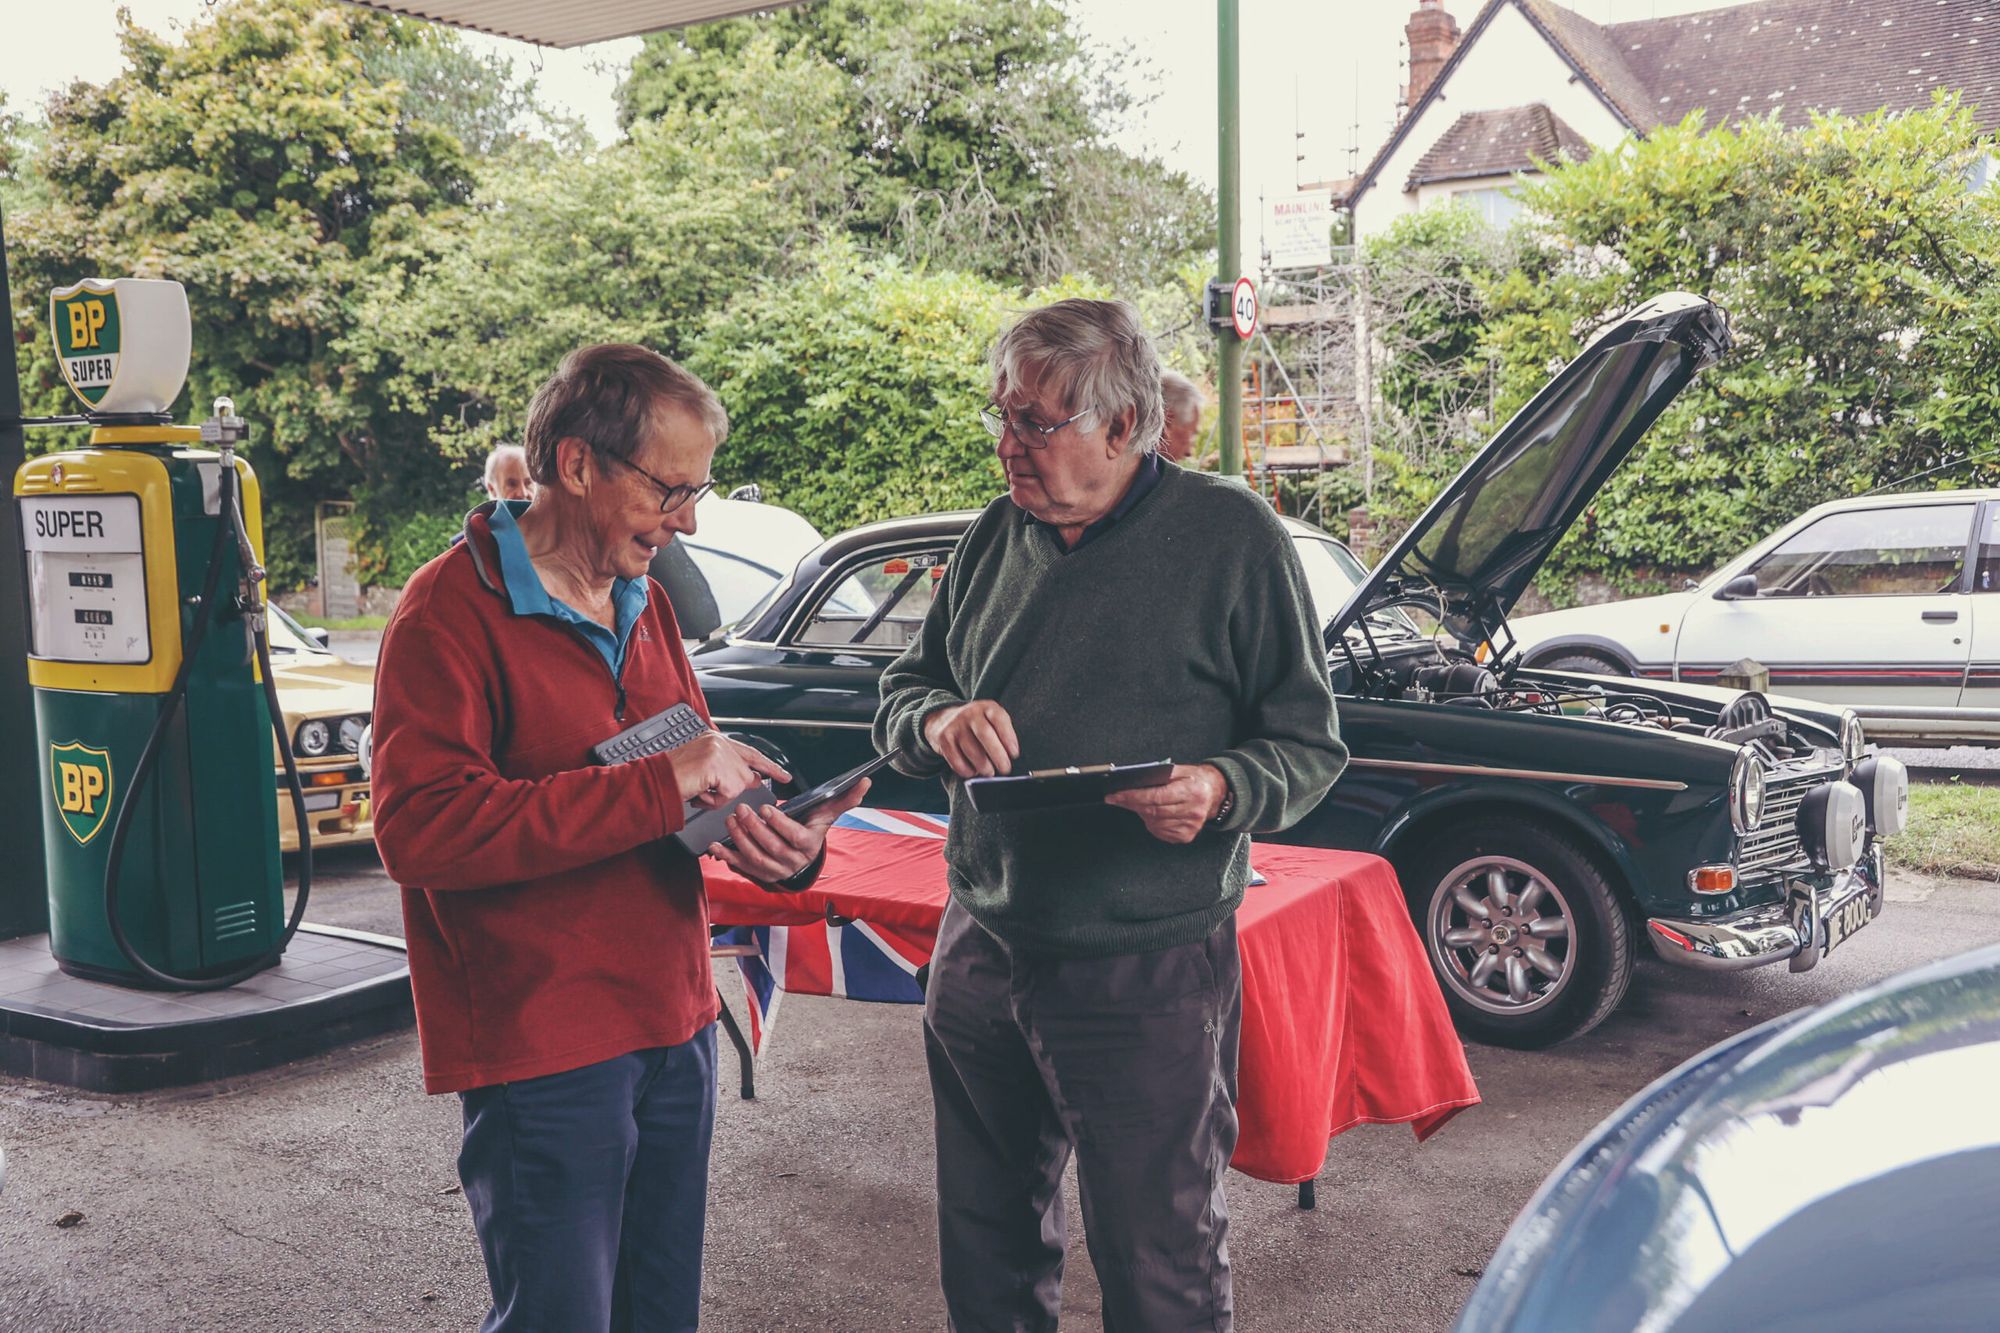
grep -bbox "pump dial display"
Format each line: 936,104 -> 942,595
21,495 -> 150,664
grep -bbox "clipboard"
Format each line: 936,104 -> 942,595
964,760 -> 1174,813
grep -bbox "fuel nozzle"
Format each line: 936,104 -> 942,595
199,395 -> 250,452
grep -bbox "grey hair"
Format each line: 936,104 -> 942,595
523,343 -> 729,484
482,443 -> 526,488
1160,370 -> 1206,423
989,298 -> 1166,456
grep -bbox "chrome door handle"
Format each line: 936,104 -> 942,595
1922,610 -> 1958,623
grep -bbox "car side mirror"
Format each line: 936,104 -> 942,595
1682,577 -> 1701,592
727,483 -> 763,503
305,627 -> 332,649
1716,574 -> 1759,601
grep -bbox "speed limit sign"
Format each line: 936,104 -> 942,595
1230,277 -> 1258,340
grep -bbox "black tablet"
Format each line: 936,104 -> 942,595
964,760 -> 1174,813
705,753 -> 895,851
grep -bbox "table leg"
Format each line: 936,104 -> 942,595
715,987 -> 756,1100
1298,1178 -> 1316,1210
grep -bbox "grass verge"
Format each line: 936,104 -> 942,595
1895,782 -> 2000,881
289,613 -> 390,632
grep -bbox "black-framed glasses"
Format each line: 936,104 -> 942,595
601,451 -> 716,514
978,405 -> 1094,449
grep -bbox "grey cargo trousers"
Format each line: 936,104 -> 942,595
923,897 -> 1242,1333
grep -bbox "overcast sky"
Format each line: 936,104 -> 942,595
6,0 -> 1734,261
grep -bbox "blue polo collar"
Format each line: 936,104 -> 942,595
486,500 -> 649,676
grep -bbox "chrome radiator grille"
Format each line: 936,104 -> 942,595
1736,769 -> 1833,876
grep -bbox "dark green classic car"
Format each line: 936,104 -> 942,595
691,294 -> 1911,1047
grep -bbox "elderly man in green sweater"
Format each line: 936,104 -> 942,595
874,298 -> 1348,1331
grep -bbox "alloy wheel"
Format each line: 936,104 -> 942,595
1427,855 -> 1576,1016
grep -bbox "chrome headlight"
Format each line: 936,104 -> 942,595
1849,755 -> 1909,837
1729,746 -> 1766,836
337,714 -> 369,755
1797,781 -> 1866,871
358,724 -> 374,781
295,719 -> 331,758
1840,711 -> 1866,765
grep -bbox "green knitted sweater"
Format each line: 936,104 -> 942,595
873,465 -> 1348,957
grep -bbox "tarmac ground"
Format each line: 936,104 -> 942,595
3,841 -> 1996,1332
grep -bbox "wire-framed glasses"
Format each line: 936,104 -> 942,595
602,451 -> 715,514
978,405 -> 1094,449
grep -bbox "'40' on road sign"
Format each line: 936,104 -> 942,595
1230,277 -> 1258,340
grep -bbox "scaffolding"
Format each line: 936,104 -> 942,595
1232,252 -> 1367,529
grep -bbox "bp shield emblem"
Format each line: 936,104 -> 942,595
50,741 -> 114,846
50,281 -> 123,408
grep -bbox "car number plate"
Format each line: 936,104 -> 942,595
1823,889 -> 1874,955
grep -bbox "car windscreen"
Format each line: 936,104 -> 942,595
683,543 -> 786,632
267,604 -> 325,656
1293,536 -> 1423,642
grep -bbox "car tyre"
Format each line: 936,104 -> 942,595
1537,650 -> 1628,676
1399,818 -> 1632,1050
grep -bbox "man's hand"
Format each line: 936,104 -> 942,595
1104,764 -> 1229,845
669,733 -> 790,810
923,700 -> 1020,779
707,778 -> 873,888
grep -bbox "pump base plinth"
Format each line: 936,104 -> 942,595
0,924 -> 410,1092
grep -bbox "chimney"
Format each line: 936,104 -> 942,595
1404,0 -> 1462,111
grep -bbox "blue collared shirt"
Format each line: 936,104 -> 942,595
487,500 -> 650,676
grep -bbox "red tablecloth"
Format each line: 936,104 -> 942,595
707,816 -> 1479,1184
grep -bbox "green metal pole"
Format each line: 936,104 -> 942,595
0,204 -> 50,939
1216,0 -> 1243,480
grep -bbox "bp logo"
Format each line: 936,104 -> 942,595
50,282 -> 122,407
50,741 -> 114,846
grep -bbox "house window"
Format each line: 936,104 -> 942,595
1965,153 -> 1998,194
1451,186 -> 1522,228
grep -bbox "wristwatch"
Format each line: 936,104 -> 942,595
1210,781 -> 1236,827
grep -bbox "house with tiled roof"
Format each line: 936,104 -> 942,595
1340,0 -> 2000,243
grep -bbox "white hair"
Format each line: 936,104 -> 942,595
989,298 -> 1166,455
483,444 -> 527,489
1160,370 -> 1206,423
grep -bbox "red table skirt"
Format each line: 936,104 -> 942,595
707,812 -> 1479,1185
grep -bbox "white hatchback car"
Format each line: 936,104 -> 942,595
649,491 -> 823,645
1509,489 -> 2000,745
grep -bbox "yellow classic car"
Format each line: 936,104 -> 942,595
268,606 -> 375,853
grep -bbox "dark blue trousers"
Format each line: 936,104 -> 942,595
457,1027 -> 718,1333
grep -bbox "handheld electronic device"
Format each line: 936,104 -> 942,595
711,752 -> 895,850
591,703 -> 778,854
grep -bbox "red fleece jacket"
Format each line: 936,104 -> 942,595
372,512 -> 717,1094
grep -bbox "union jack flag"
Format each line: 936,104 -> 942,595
717,809 -> 945,1053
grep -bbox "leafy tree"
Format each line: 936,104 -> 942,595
684,240 -> 1203,534
345,38 -> 855,503
9,0 -> 526,581
618,0 -> 1211,289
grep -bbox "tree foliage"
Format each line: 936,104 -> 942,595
617,0 -> 1210,289
9,0 -> 518,580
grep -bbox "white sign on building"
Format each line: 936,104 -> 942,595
1266,190 -> 1334,271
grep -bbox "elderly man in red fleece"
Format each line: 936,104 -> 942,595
373,343 -> 866,1333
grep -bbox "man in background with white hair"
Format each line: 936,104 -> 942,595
875,297 -> 1347,1331
482,443 -> 533,503
1160,369 -> 1207,465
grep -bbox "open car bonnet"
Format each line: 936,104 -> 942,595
1327,292 -> 1732,647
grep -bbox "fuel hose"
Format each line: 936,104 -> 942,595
100,445 -> 313,990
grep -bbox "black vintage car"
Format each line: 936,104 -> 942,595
693,294 -> 1911,1047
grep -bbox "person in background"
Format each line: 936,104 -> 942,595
874,298 -> 1347,1332
482,443 -> 534,502
1160,369 -> 1207,465
374,344 -> 866,1332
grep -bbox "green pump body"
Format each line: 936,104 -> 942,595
18,434 -> 284,986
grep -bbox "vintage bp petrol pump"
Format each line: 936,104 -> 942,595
15,277 -> 311,990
